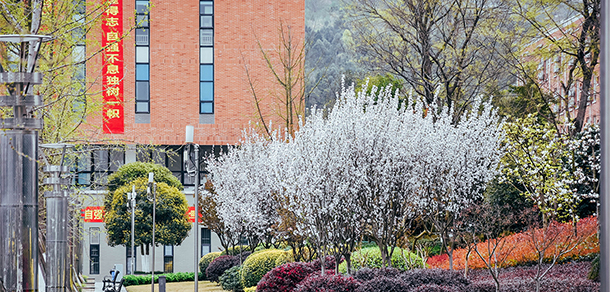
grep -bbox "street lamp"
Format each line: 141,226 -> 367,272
127,185 -> 137,275
41,143 -> 73,292
148,172 -> 156,292
184,125 -> 200,292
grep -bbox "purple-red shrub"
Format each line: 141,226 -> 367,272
206,255 -> 240,282
257,262 -> 315,292
410,284 -> 464,292
306,255 -> 337,272
352,267 -> 401,282
355,276 -> 410,292
468,262 -> 600,292
294,272 -> 360,292
401,269 -> 469,288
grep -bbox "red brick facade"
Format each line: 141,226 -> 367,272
86,0 -> 305,146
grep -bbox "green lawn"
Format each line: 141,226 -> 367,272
125,281 -> 225,292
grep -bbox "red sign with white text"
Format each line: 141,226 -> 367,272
187,206 -> 203,223
102,0 -> 124,133
81,206 -> 105,222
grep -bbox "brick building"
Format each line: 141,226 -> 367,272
78,0 -> 304,277
523,16 -> 600,128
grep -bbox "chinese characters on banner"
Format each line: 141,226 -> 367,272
187,206 -> 203,223
82,206 -> 105,222
102,0 -> 124,133
81,206 -> 201,223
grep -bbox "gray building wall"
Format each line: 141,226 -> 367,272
80,189 -> 223,278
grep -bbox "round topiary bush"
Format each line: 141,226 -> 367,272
200,251 -> 222,276
220,265 -> 244,292
294,272 -> 360,292
339,247 -> 423,273
257,262 -> 315,292
355,276 -> 410,292
207,255 -> 240,282
240,249 -> 288,288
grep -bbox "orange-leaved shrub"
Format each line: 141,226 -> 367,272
428,216 -> 599,270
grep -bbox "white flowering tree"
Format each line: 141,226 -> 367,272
205,130 -> 282,254
417,103 -> 505,270
279,97 -> 364,274
206,80 -> 505,274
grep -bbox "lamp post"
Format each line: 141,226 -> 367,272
600,0 -> 609,290
185,125 -> 200,292
148,172 -> 156,292
41,143 -> 73,292
0,33 -> 51,292
127,185 -> 137,275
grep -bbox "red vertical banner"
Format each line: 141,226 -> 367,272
102,0 -> 124,133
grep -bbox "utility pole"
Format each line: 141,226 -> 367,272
0,33 -> 50,292
128,185 -> 137,274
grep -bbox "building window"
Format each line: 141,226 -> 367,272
200,0 -> 214,114
90,228 -> 100,274
136,0 -> 150,113
74,147 -> 125,188
164,245 -> 174,273
201,228 -> 211,256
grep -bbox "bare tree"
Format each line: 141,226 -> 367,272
345,0 -> 512,122
513,0 -> 600,135
244,22 -> 308,137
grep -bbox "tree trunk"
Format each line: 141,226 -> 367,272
345,253 -> 352,275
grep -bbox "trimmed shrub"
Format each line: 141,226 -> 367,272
339,247 -> 422,273
222,245 -> 250,256
468,282 -> 495,292
294,272 -> 360,292
244,287 -> 257,292
122,272 -> 203,286
410,284 -> 463,292
200,251 -> 222,276
355,276 -> 410,292
306,255 -> 337,272
401,269 -> 469,288
207,255 -> 240,282
241,249 -> 288,288
274,251 -> 294,267
237,251 -> 253,263
220,265 -> 244,292
257,262 -> 314,292
427,217 -> 599,270
352,267 -> 401,282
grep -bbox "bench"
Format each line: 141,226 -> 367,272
102,269 -> 124,292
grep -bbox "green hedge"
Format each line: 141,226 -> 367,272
338,246 -> 423,273
220,265 -> 243,292
200,251 -> 222,275
240,249 -> 287,288
122,272 -> 204,286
